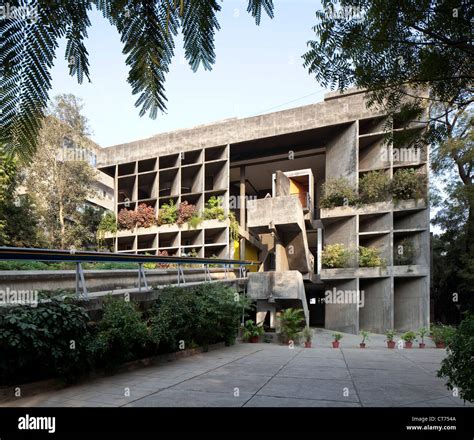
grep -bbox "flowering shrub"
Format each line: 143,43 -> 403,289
359,246 -> 384,267
177,201 -> 197,224
117,208 -> 137,230
136,203 -> 156,228
321,243 -> 350,268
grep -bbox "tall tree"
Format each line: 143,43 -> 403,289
26,95 -> 97,250
1,0 -> 274,161
303,0 -> 473,322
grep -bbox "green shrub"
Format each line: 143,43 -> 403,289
438,314 -> 474,402
92,298 -> 151,369
148,287 -> 197,352
242,319 -> 264,341
320,178 -> 358,208
279,308 -> 305,343
391,168 -> 427,200
431,323 -> 456,345
203,196 -> 226,221
322,243 -> 350,268
158,199 -> 178,225
96,211 -> 117,248
359,170 -> 391,204
359,246 -> 384,267
394,238 -> 416,265
0,299 -> 92,385
193,283 -> 247,348
332,332 -> 343,341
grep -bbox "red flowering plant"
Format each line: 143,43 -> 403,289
177,201 -> 197,225
117,208 -> 137,230
136,203 -> 156,228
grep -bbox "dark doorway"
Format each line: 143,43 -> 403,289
305,284 -> 325,327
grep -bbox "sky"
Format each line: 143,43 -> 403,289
49,0 -> 328,148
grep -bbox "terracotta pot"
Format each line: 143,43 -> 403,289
360,343 -> 366,348
435,341 -> 446,349
419,343 -> 426,349
387,340 -> 396,349
248,336 -> 259,343
332,341 -> 340,348
404,341 -> 413,349
304,341 -> 312,348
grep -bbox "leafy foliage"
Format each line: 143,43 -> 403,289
97,211 -> 117,248
431,323 -> 456,346
391,168 -> 427,201
359,170 -> 390,204
438,314 -> 474,402
359,246 -> 384,268
0,299 -> 93,385
92,298 -> 151,369
320,178 -> 358,208
158,199 -> 178,225
321,243 -> 350,268
279,308 -> 305,343
203,195 -> 226,220
401,331 -> 416,343
242,319 -> 264,341
394,238 -> 416,265
1,0 -> 274,159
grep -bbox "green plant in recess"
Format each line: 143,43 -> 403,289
394,238 -> 416,265
358,170 -> 391,204
228,211 -> 240,242
203,196 -> 226,221
401,331 -> 417,342
391,168 -> 427,201
158,199 -> 178,225
280,308 -> 305,343
332,332 -> 343,341
360,330 -> 370,344
320,178 -> 358,208
188,213 -> 202,229
359,246 -> 384,267
438,314 -> 474,402
242,320 -> 264,341
321,243 -> 350,268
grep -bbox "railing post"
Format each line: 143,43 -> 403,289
75,262 -> 88,300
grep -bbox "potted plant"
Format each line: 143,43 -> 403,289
360,330 -> 370,348
332,332 -> 342,348
401,331 -> 416,348
417,327 -> 428,348
386,329 -> 396,349
242,320 -> 263,343
302,326 -> 313,348
279,308 -> 305,345
430,324 -> 456,348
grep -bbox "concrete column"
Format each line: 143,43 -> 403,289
239,166 -> 246,260
317,227 -> 322,275
256,300 -> 277,329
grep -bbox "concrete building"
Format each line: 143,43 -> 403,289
98,89 -> 430,334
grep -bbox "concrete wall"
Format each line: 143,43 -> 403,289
324,278 -> 359,334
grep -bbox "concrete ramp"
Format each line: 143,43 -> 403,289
247,271 -> 309,325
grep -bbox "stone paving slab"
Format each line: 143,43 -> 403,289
2,329 -> 471,408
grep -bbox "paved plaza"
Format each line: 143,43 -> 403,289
2,330 -> 471,408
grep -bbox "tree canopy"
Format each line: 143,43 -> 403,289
1,0 -> 275,161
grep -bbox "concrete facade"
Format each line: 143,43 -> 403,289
98,89 -> 430,334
